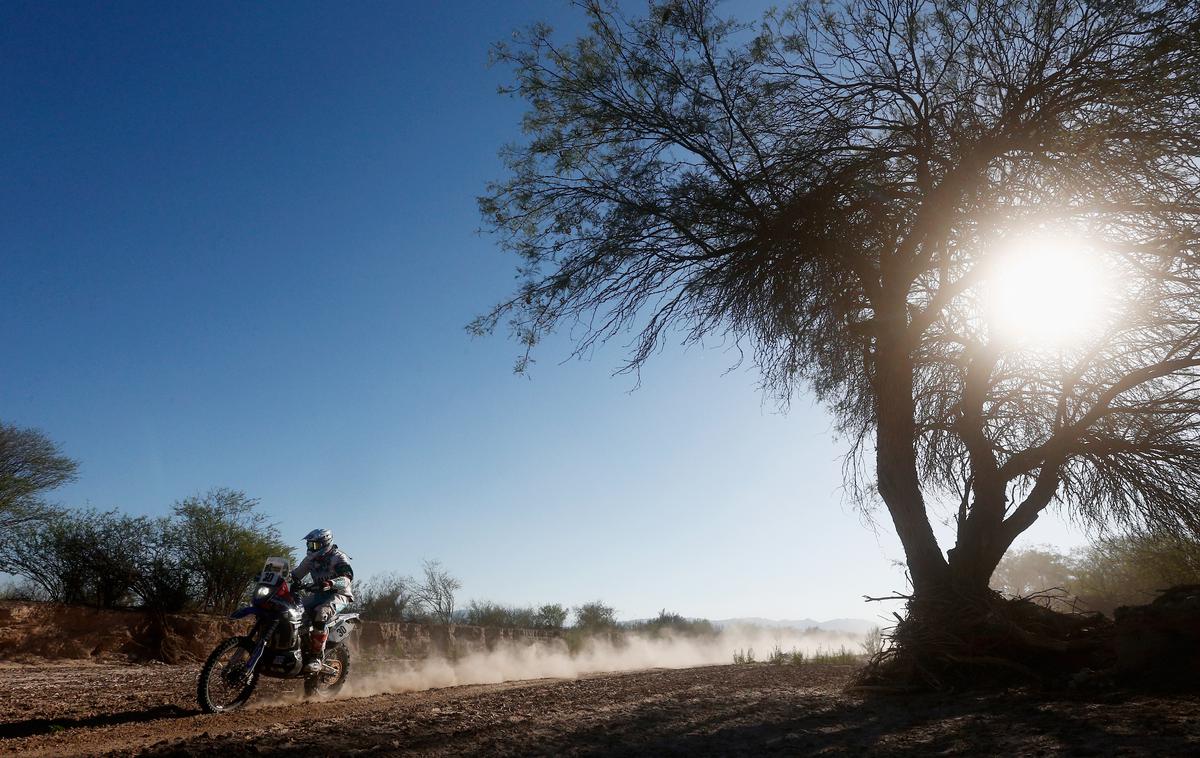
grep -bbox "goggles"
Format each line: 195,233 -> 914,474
307,539 -> 326,553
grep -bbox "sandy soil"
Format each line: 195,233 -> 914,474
2,661 -> 1199,756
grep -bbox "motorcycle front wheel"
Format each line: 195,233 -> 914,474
197,636 -> 260,713
304,644 -> 351,698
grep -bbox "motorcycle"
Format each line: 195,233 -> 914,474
197,557 -> 361,713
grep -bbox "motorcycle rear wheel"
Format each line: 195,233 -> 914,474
304,644 -> 351,697
197,636 -> 260,713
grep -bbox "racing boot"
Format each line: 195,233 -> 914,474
303,631 -> 328,674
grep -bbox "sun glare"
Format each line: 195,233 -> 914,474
987,232 -> 1111,346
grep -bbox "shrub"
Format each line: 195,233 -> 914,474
534,603 -> 568,629
173,489 -> 293,614
626,609 -> 717,637
991,531 -> 1200,617
809,646 -> 860,664
573,601 -> 617,631
464,600 -> 538,628
357,572 -> 419,622
0,508 -> 121,606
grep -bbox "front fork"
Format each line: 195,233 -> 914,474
242,619 -> 279,679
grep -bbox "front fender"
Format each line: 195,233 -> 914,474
230,606 -> 262,620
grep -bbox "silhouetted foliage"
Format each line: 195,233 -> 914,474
480,0 -> 1200,602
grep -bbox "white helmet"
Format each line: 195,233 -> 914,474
304,528 -> 333,556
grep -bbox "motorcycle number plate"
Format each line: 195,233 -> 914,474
335,624 -> 347,636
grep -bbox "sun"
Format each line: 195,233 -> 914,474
986,232 -> 1112,346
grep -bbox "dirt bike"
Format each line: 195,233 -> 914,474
197,557 -> 361,713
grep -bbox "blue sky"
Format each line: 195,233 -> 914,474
0,1 -> 1088,621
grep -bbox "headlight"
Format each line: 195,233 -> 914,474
253,585 -> 272,599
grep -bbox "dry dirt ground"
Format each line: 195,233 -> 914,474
2,661 -> 1200,756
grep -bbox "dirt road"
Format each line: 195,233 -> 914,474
3,662 -> 1200,756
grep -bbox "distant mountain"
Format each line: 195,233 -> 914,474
712,617 -> 880,635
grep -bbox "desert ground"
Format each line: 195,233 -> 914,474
2,661 -> 1200,756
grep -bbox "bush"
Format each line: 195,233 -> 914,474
573,601 -> 617,631
125,517 -> 193,614
809,646 -> 861,664
173,489 -> 292,614
0,489 -> 287,615
534,603 -> 568,629
626,609 -> 716,637
991,532 -> 1200,617
464,601 -> 537,628
357,572 -> 419,622
1072,530 -> 1200,615
991,545 -> 1075,598
459,601 -> 572,629
0,508 -> 121,606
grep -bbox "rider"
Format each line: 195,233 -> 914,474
290,528 -> 354,673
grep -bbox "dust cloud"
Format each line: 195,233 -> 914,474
339,625 -> 873,699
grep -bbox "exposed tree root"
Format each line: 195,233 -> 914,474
854,589 -> 1113,691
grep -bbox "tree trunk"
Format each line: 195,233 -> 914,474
873,338 -> 949,596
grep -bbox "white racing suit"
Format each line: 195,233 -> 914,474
290,546 -> 354,664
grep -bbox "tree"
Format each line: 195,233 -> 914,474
357,572 -> 419,622
535,603 -> 569,630
991,545 -> 1075,597
573,601 -> 617,631
479,0 -> 1200,649
124,516 -> 193,614
85,510 -> 147,608
0,508 -> 100,604
0,421 -> 77,530
1072,530 -> 1200,614
173,489 -> 292,614
412,559 -> 461,624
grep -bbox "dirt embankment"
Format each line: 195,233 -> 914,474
0,601 -> 559,664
